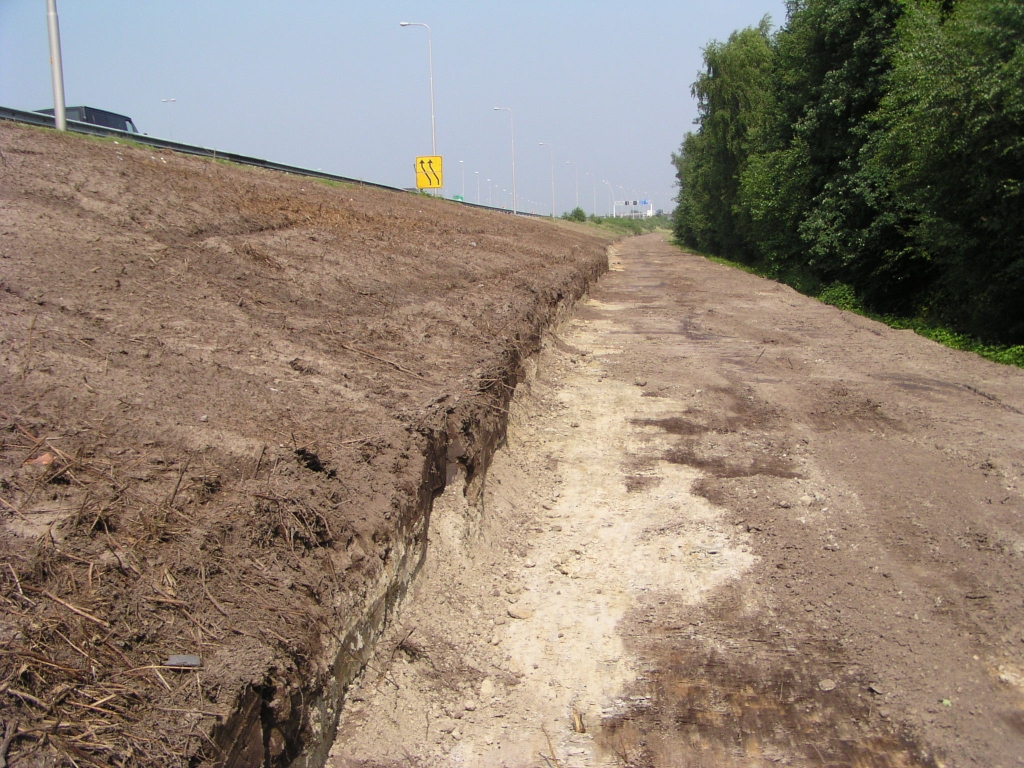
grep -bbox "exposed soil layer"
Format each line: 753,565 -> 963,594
329,235 -> 1024,767
0,121 -> 610,767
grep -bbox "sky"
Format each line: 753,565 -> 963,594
1,1 -> 787,216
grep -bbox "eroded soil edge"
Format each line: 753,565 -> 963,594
0,121 -> 611,767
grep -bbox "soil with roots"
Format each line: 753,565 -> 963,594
0,121 -> 610,767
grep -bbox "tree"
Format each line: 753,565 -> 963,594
868,0 -> 1024,339
673,20 -> 774,259
562,207 -> 587,223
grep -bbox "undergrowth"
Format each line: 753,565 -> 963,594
585,214 -> 672,236
697,249 -> 1024,368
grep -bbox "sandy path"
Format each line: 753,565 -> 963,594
330,234 -> 1024,767
328,242 -> 752,766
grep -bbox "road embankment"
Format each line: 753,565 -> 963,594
0,121 -> 611,767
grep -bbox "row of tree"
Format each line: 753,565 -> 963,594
673,0 -> 1023,343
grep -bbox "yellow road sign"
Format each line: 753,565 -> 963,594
415,155 -> 443,189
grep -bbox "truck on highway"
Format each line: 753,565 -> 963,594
36,106 -> 139,134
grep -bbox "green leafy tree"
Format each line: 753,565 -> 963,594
740,0 -> 911,301
673,20 -> 774,259
868,0 -> 1024,339
562,207 -> 587,222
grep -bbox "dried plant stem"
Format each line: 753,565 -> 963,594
42,591 -> 110,628
339,342 -> 425,379
0,718 -> 17,768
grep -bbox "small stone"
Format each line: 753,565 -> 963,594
800,495 -> 814,506
463,700 -> 477,711
869,684 -> 885,695
634,379 -> 647,387
480,678 -> 496,699
437,719 -> 457,734
451,728 -> 463,740
818,679 -> 836,692
165,655 -> 202,667
878,707 -> 891,718
494,616 -> 507,625
508,607 -> 533,620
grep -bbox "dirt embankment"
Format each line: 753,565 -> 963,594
0,121 -> 610,767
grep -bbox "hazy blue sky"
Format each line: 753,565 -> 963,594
1,1 -> 786,215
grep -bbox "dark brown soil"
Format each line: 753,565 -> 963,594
0,122 -> 609,767
593,236 -> 1024,768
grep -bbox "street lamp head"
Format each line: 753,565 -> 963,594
399,21 -> 410,26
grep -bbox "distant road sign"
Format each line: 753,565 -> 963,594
415,155 -> 443,189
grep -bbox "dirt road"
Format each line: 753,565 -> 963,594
330,234 -> 1024,767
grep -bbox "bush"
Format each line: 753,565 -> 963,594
562,207 -> 587,222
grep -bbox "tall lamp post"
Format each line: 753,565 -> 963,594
539,142 -> 555,217
46,0 -> 67,131
399,22 -> 435,157
494,107 -> 516,214
459,159 -> 465,199
603,180 -> 615,216
475,171 -> 480,204
567,161 -> 579,210
161,98 -> 177,140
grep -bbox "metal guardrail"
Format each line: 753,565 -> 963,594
0,105 -> 540,217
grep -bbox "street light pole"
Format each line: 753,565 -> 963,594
487,178 -> 491,206
494,107 -> 516,214
45,0 -> 67,131
459,160 -> 464,199
399,22 -> 435,157
539,142 -> 555,217
475,171 -> 480,204
161,98 -> 177,140
603,180 -> 615,216
567,161 -> 579,209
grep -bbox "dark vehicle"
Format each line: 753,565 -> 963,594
36,106 -> 138,134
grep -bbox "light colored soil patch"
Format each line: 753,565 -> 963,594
329,306 -> 753,767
